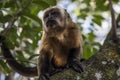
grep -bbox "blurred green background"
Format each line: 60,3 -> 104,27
0,0 -> 119,80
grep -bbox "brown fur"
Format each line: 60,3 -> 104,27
40,26 -> 82,66
38,6 -> 83,80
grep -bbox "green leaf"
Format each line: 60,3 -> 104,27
32,0 -> 49,10
28,54 -> 39,60
78,13 -> 87,19
0,15 -> 12,23
88,32 -> 95,41
42,0 -> 56,6
30,5 -> 41,15
92,15 -> 104,26
94,15 -> 104,20
83,46 -> 92,59
92,18 -> 101,26
113,0 -> 119,3
23,12 -> 42,25
2,0 -> 16,8
15,51 -> 30,66
0,60 -> 12,75
16,51 -> 26,60
95,0 -> 109,11
5,27 -> 19,49
0,10 -> 3,16
82,0 -> 90,5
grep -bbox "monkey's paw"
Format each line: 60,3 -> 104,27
38,74 -> 50,80
71,60 -> 84,73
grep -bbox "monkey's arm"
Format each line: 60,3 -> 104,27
38,49 -> 52,80
68,27 -> 83,73
68,48 -> 84,73
0,36 -> 38,77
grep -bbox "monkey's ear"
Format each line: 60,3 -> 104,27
64,9 -> 70,18
64,9 -> 67,12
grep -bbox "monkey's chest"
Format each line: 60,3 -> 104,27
49,36 -> 72,67
52,44 -> 69,68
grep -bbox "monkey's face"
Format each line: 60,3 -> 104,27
42,6 -> 67,36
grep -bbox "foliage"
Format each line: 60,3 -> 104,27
72,0 -> 119,59
0,0 -> 119,79
0,0 -> 56,76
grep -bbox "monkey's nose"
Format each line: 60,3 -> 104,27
46,20 -> 57,28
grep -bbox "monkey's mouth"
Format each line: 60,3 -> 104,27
46,20 -> 58,28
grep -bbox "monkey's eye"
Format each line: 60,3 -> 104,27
44,14 -> 49,19
51,11 -> 60,17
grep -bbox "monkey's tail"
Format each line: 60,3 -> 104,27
0,37 -> 38,77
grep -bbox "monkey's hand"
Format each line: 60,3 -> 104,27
70,59 -> 84,73
38,74 -> 50,80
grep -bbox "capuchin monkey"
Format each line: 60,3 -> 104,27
0,6 -> 83,80
38,6 -> 83,80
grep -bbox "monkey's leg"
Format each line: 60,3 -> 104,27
68,48 -> 83,73
49,66 -> 64,76
38,50 -> 52,80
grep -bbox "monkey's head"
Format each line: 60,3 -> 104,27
42,6 -> 73,37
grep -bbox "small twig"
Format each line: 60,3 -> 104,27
109,0 -> 117,40
116,14 -> 120,28
1,17 -> 17,37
